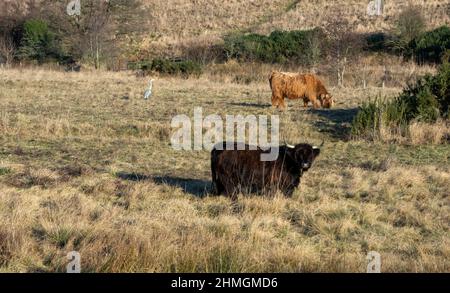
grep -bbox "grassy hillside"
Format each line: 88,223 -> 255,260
6,0 -> 450,42
143,0 -> 450,38
5,0 -> 449,61
0,68 -> 448,272
139,0 -> 450,58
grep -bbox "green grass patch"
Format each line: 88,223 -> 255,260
0,167 -> 12,176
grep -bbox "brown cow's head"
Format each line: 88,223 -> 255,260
286,144 -> 321,171
320,93 -> 334,108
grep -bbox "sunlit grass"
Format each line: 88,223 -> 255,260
0,68 -> 448,272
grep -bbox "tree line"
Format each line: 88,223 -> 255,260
0,3 -> 448,78
0,0 -> 146,69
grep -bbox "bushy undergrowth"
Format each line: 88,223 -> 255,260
364,32 -> 392,53
16,19 -> 64,64
352,62 -> 450,140
130,58 -> 202,77
364,26 -> 450,64
410,26 -> 450,64
202,25 -> 450,68
223,28 -> 325,65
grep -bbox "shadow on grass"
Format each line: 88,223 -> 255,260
313,108 -> 359,140
115,172 -> 211,197
228,102 -> 271,109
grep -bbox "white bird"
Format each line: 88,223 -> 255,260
144,79 -> 154,100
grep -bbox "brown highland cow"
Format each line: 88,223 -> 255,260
269,71 -> 334,110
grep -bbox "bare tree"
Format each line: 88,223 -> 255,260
323,10 -> 364,87
395,5 -> 425,44
390,5 -> 426,57
0,36 -> 15,66
0,0 -> 45,66
306,29 -> 323,73
40,0 -> 147,69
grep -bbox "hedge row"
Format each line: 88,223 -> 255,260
222,28 -> 325,65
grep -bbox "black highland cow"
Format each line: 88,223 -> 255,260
211,142 -> 321,199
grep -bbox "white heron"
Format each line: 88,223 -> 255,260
144,79 -> 154,100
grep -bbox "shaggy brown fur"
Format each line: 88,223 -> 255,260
269,71 -> 334,110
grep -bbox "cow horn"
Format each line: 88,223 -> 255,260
284,138 -> 295,149
313,141 -> 324,150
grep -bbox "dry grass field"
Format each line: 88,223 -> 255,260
0,67 -> 449,272
142,0 -> 450,53
144,0 -> 450,36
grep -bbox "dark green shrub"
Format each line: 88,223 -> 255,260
175,59 -> 202,76
128,60 -> 151,71
400,62 -> 449,120
399,79 -> 440,122
150,59 -> 201,77
223,28 -> 325,65
410,26 -> 450,64
382,97 -> 409,128
150,58 -> 177,74
351,98 -> 384,139
351,97 -> 410,139
426,61 -> 450,118
130,58 -> 202,77
352,63 -> 450,139
363,32 -> 394,52
360,26 -> 450,63
17,19 -> 63,63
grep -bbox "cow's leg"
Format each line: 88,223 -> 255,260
271,95 -> 277,108
283,177 -> 299,197
272,94 -> 282,109
211,153 -> 224,195
213,178 -> 225,195
222,179 -> 238,201
312,96 -> 320,109
227,187 -> 239,202
303,98 -> 309,108
279,98 -> 287,111
284,188 -> 295,198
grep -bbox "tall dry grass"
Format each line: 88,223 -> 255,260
409,121 -> 450,145
202,55 -> 437,88
0,67 -> 449,272
137,0 -> 450,54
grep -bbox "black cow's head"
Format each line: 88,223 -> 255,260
286,144 -> 321,171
